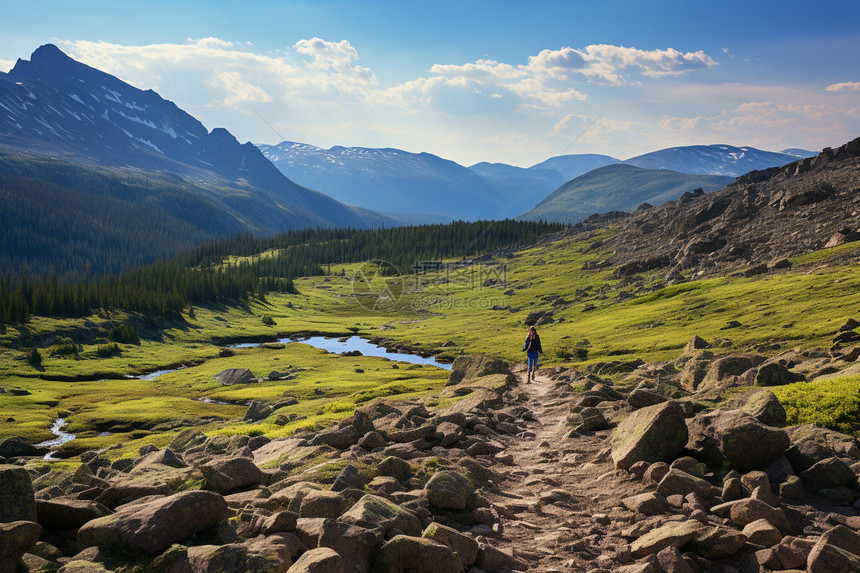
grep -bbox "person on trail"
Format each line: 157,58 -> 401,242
523,325 -> 542,381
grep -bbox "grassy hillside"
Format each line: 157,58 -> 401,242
519,164 -> 733,223
3,226 -> 859,455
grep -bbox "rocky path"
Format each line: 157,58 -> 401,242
486,369 -> 647,572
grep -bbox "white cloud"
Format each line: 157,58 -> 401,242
527,44 -> 716,85
826,81 -> 860,92
0,58 -> 16,72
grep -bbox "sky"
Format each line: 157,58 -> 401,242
1,0 -> 858,166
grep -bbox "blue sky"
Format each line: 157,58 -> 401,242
2,0 -> 858,165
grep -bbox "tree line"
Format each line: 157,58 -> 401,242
0,219 -> 563,324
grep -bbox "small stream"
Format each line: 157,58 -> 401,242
36,336 -> 450,458
231,336 -> 453,370
35,418 -> 75,460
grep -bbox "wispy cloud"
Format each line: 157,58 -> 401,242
0,58 -> 15,73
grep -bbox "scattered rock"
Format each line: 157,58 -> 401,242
214,368 -> 255,385
686,409 -> 789,471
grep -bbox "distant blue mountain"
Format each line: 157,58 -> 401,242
258,142 -> 515,221
528,153 -> 621,181
623,144 -> 804,177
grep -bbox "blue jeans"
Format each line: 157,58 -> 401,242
527,351 -> 539,370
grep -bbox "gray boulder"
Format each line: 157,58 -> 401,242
0,465 -> 36,522
686,409 -> 789,471
200,457 -> 263,494
214,368 -> 255,385
77,490 -> 230,554
338,494 -> 421,537
785,424 -> 860,472
36,498 -> 112,531
610,401 -> 688,470
424,470 -> 475,510
375,535 -> 462,573
288,547 -> 345,573
627,388 -> 668,409
0,437 -> 47,459
698,354 -> 766,391
741,389 -> 787,427
446,354 -> 513,386
799,457 -> 857,492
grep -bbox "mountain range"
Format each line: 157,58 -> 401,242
0,44 -> 393,233
518,164 -> 735,223
260,141 -> 816,223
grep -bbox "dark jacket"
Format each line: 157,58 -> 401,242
523,334 -> 542,353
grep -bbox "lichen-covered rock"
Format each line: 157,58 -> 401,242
422,522 -> 479,567
698,354 -> 765,391
77,490 -> 230,554
742,519 -> 783,547
686,409 -> 789,471
785,424 -> 860,473
0,465 -> 36,523
298,490 -> 349,519
310,426 -> 359,450
655,469 -> 712,498
799,457 -> 857,492
621,493 -> 669,516
0,520 -> 42,561
375,535 -> 462,573
186,535 -> 293,573
287,547 -> 345,573
611,401 -> 688,470
807,526 -> 860,573
630,520 -> 705,558
200,457 -> 263,493
338,495 -> 421,537
424,470 -> 475,510
729,498 -> 791,533
627,388 -> 668,410
318,520 -> 382,573
686,526 -> 746,560
749,362 -> 804,387
741,389 -> 787,427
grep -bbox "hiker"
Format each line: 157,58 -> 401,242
523,325 -> 542,381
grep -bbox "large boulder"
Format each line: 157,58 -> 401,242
748,362 -> 804,387
799,457 -> 857,492
424,470 -> 475,510
317,520 -> 383,573
686,409 -> 789,471
214,368 -> 255,386
0,437 -> 47,459
807,525 -> 860,573
0,465 -> 36,523
375,535 -> 462,573
698,354 -> 766,391
785,424 -> 860,473
186,535 -> 293,573
446,354 -> 513,386
288,547 -> 345,573
338,495 -> 421,537
630,520 -> 706,558
201,457 -> 263,494
422,522 -> 479,568
310,426 -> 360,450
680,357 -> 711,391
740,390 -> 787,427
0,520 -> 42,560
36,499 -> 112,531
77,490 -> 230,554
610,401 -> 688,470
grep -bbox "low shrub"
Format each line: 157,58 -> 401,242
96,342 -> 121,357
774,375 -> 860,433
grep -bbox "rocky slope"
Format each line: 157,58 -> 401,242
570,137 -> 860,282
3,333 -> 860,572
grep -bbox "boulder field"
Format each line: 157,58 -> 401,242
1,331 -> 860,572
